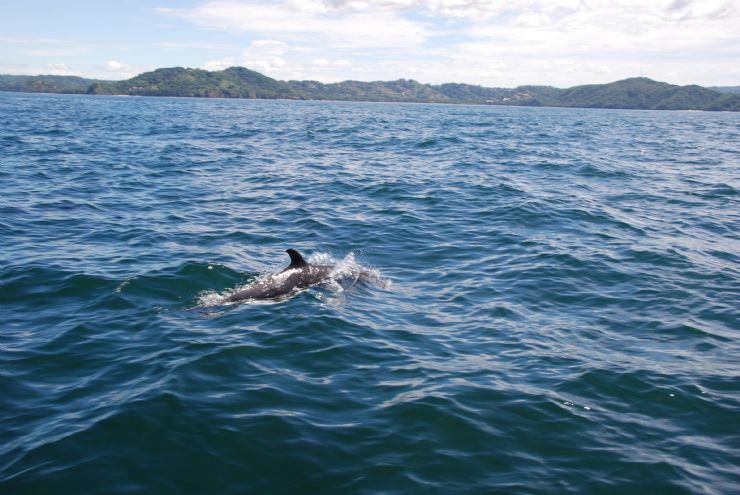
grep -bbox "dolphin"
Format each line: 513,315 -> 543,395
225,249 -> 335,302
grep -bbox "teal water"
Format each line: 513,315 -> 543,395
1,92 -> 739,494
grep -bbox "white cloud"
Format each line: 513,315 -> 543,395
106,60 -> 126,71
3,1 -> 739,85
241,39 -> 288,71
203,56 -> 236,71
156,41 -> 232,49
301,0 -> 584,19
161,1 -> 429,49
319,0 -> 738,22
168,0 -> 740,86
312,57 -> 351,67
104,60 -> 139,79
202,40 -> 288,73
45,63 -> 74,75
203,38 -> 363,81
0,62 -> 78,76
428,0 -> 740,85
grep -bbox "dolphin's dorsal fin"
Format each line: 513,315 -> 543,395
286,249 -> 308,269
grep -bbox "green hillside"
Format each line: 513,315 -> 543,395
289,78 -> 451,102
553,77 -> 734,110
0,74 -> 102,93
3,67 -> 739,111
711,86 -> 740,94
88,66 -> 295,98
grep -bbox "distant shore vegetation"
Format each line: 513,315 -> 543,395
1,67 -> 739,111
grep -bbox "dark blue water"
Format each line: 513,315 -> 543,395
1,92 -> 739,494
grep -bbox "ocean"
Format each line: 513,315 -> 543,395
1,91 -> 738,494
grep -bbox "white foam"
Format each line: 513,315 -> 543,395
196,289 -> 229,307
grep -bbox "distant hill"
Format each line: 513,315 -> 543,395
546,78 -> 740,111
710,86 -> 740,94
289,78 -> 451,103
0,74 -> 103,94
3,68 -> 740,111
88,66 -> 292,99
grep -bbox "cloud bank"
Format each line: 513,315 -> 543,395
159,0 -> 739,86
2,1 -> 737,86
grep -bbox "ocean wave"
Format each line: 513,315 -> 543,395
2,93 -> 739,494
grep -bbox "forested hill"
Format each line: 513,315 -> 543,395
711,86 -> 740,94
2,67 -> 739,111
0,74 -> 103,94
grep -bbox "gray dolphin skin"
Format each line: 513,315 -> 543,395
226,249 -> 335,302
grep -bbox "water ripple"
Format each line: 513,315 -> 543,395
1,93 -> 739,494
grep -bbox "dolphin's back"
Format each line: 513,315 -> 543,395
226,249 -> 333,303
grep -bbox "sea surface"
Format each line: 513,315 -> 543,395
1,91 -> 738,494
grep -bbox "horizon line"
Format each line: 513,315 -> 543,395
3,66 -> 738,91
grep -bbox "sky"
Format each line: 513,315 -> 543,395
2,0 -> 739,88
